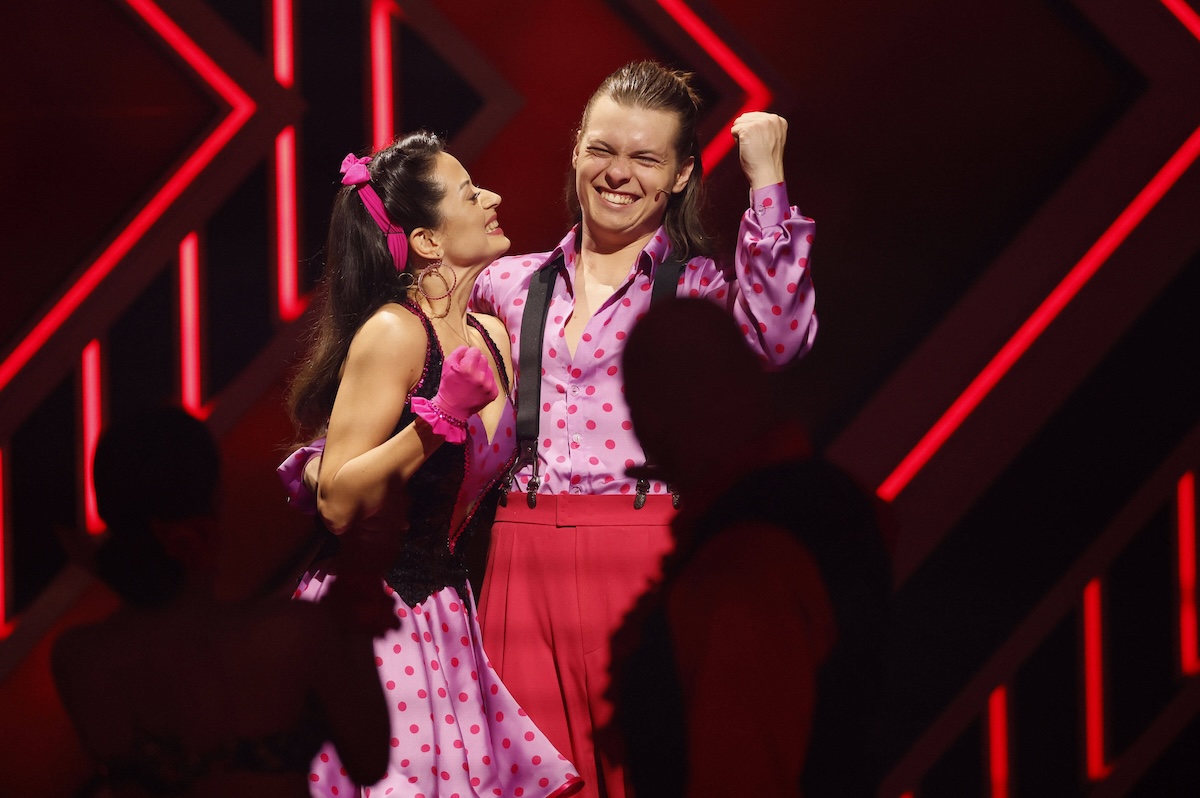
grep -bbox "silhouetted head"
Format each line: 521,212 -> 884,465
92,405 -> 220,607
622,298 -> 772,489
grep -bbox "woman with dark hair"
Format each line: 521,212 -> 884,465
52,405 -> 392,798
281,131 -> 581,798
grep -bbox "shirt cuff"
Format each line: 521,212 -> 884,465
749,182 -> 789,228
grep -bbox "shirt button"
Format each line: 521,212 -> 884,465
570,486 -> 583,494
571,434 -> 581,444
570,385 -> 580,396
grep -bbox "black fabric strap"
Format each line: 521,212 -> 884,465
515,254 -> 561,445
650,256 -> 684,306
507,254 -> 560,506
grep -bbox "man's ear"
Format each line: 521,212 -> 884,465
571,133 -> 584,170
408,227 -> 441,261
671,156 -> 695,194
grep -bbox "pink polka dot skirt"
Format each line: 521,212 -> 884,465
297,573 -> 582,798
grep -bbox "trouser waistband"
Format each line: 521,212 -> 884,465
494,493 -> 676,527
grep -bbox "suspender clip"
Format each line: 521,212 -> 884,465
634,477 -> 650,510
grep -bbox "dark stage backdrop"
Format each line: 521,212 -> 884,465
1,0 -> 1199,795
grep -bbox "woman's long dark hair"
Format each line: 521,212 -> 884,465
568,61 -> 712,260
287,131 -> 447,435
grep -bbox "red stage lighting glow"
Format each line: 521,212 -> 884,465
0,0 -> 256,396
1179,471 -> 1198,675
1083,577 -> 1111,780
877,121 -> 1200,503
1163,0 -> 1200,40
655,0 -> 772,170
179,233 -> 205,417
987,685 -> 1010,798
273,0 -> 295,89
275,127 -> 305,322
82,340 -> 105,535
878,0 -> 1200,502
273,1 -> 304,322
371,0 -> 400,151
0,450 -> 8,637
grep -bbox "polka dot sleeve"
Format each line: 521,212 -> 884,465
719,181 -> 818,367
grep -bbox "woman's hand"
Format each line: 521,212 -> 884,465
411,346 -> 497,442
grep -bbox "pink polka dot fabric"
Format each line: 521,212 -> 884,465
469,182 -> 816,500
297,574 -> 581,798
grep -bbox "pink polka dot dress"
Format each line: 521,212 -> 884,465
296,304 -> 582,798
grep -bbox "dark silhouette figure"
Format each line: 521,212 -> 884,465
606,298 -> 892,797
52,405 -> 392,798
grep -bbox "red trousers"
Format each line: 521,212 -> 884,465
477,494 -> 677,798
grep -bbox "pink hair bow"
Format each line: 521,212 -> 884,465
338,152 -> 408,273
340,153 -> 372,186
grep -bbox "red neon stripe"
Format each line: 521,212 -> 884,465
655,0 -> 773,170
878,121 -> 1200,502
1163,0 -> 1200,41
0,449 -> 8,637
82,340 -> 105,535
1180,471 -> 1199,675
276,127 -> 305,321
878,0 -> 1200,502
179,233 -> 203,415
371,0 -> 398,150
0,0 -> 255,395
273,0 -> 294,88
987,685 -> 1010,798
1083,578 -> 1110,779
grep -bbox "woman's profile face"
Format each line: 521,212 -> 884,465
429,152 -> 509,269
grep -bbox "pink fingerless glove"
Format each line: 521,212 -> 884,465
410,346 -> 497,444
276,437 -> 325,515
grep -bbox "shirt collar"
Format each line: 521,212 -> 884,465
544,224 -> 676,280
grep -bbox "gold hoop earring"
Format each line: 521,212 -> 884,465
417,260 -> 456,318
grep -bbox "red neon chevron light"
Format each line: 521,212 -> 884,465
655,0 -> 772,170
1164,0 -> 1200,39
878,0 -> 1200,502
0,0 -> 256,395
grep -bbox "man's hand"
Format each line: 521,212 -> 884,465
731,112 -> 788,190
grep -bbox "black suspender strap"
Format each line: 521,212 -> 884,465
505,253 -> 685,509
650,255 -> 684,306
505,254 -> 561,508
635,256 -> 685,509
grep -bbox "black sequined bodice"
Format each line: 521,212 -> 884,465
381,303 -> 514,607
